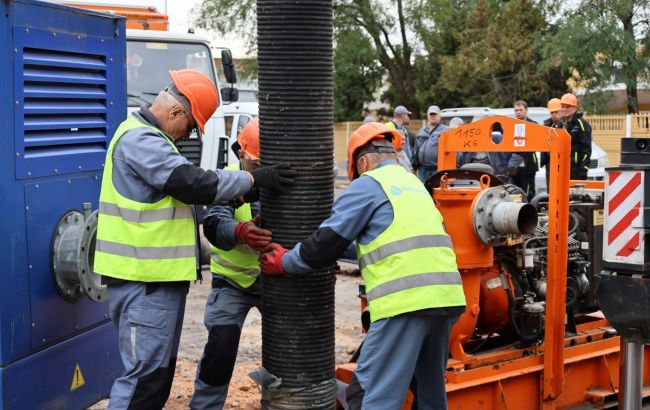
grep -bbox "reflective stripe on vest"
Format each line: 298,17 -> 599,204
94,115 -> 197,282
209,163 -> 261,288
358,234 -> 453,271
357,164 -> 466,322
367,271 -> 462,301
99,201 -> 193,223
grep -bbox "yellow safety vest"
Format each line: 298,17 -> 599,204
94,116 -> 197,282
210,164 -> 260,288
357,164 -> 466,322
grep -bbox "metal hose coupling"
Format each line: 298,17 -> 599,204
472,185 -> 539,246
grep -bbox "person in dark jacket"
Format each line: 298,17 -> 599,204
540,98 -> 563,187
561,93 -> 592,180
511,100 -> 538,201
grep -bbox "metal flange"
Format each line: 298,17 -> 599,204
472,185 -> 538,246
51,203 -> 106,303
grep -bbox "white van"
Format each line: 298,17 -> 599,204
440,107 -> 608,190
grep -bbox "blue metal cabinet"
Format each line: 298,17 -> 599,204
0,1 -> 126,408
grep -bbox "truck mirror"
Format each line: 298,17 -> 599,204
221,87 -> 239,102
221,49 -> 238,84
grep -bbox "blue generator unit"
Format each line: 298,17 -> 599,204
0,1 -> 126,408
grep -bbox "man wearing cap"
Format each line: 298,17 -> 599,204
94,70 -> 296,409
540,98 -> 563,187
385,105 -> 414,173
258,122 -> 466,409
189,117 -> 270,409
413,105 -> 449,182
560,93 -> 592,180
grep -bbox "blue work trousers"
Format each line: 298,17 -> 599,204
190,284 -> 260,410
107,280 -> 189,410
346,313 -> 459,410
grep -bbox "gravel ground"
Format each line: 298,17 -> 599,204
91,264 -> 363,409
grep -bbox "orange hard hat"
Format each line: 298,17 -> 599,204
237,117 -> 260,160
169,69 -> 218,133
547,98 -> 562,113
560,93 -> 578,107
347,122 -> 403,180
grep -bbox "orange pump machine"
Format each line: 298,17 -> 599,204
336,116 -> 650,409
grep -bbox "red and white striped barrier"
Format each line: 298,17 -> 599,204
604,170 -> 645,264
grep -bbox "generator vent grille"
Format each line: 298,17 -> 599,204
12,27 -> 119,179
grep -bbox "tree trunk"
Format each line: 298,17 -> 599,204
619,3 -> 639,113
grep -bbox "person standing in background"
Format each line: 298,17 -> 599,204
385,105 -> 414,173
540,98 -> 563,188
561,93 -> 592,180
511,100 -> 538,201
413,105 -> 448,182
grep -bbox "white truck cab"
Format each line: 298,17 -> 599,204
221,101 -> 259,165
125,29 -> 235,170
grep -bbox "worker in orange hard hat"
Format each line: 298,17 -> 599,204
259,122 -> 466,409
96,70 -> 296,408
190,116 -> 270,409
237,116 -> 260,161
560,93 -> 592,180
540,98 -> 564,186
168,69 -> 219,135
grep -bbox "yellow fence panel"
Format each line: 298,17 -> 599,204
584,115 -> 626,167
632,113 -> 650,137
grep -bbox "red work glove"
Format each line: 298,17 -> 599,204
234,218 -> 272,251
259,243 -> 289,276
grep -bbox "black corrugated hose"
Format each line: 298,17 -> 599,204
256,0 -> 336,408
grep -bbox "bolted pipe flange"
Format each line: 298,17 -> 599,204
472,185 -> 538,246
51,203 -> 106,303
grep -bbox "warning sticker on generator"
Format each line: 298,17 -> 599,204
70,364 -> 86,391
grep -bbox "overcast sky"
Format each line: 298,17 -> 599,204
59,0 -> 249,57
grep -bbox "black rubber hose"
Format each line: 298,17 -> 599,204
258,0 -> 336,408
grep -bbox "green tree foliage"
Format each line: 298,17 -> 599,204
334,0 -> 421,115
194,0 -> 647,117
548,0 -> 650,113
333,30 -> 384,121
439,0 -> 567,107
193,0 -> 256,51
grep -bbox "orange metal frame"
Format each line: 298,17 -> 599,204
335,116 -> 650,409
437,116 -> 572,402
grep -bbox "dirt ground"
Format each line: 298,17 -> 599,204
92,263 -> 363,409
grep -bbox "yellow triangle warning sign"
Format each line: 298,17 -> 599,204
70,364 -> 86,391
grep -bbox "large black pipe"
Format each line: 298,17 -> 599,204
257,0 -> 336,408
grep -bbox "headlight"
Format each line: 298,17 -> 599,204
599,156 -> 610,167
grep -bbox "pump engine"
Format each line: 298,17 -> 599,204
423,170 -> 604,359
